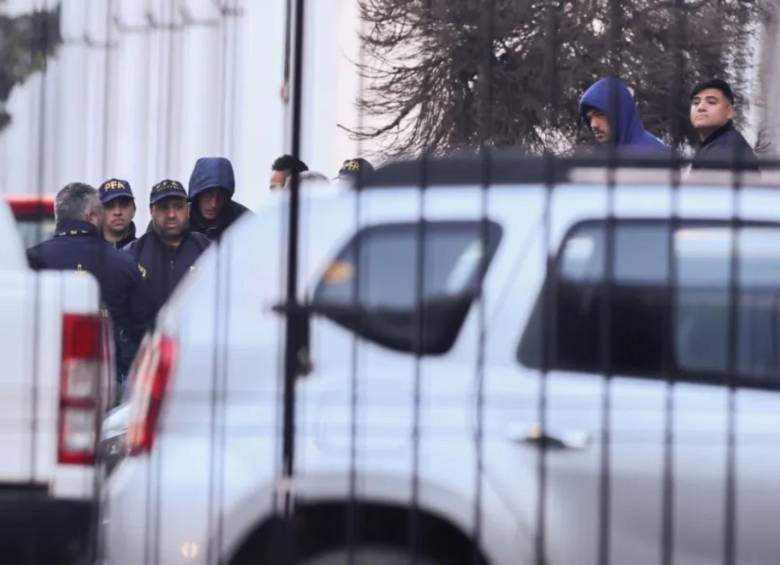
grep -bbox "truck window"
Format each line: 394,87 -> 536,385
518,219 -> 780,385
312,220 -> 502,354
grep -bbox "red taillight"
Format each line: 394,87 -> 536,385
58,314 -> 102,465
126,333 -> 177,455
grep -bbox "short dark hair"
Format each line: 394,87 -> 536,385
272,154 -> 308,173
55,182 -> 100,223
690,79 -> 735,105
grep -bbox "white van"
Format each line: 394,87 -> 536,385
100,155 -> 780,565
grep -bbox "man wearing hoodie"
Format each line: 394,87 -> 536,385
579,77 -> 667,155
188,156 -> 250,240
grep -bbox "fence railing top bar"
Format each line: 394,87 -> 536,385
570,168 -> 772,187
361,152 -> 780,190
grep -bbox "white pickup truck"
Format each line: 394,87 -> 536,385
101,155 -> 780,565
0,196 -> 109,564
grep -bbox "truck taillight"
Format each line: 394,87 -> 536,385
58,314 -> 102,465
126,333 -> 177,455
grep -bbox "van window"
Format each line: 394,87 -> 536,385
312,221 -> 502,354
518,220 -> 780,385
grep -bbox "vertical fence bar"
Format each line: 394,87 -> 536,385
661,2 -> 686,565
346,161 -> 362,565
535,2 -> 560,564
409,156 -> 427,564
723,169 -> 742,565
346,5 -> 369,564
27,4 -> 52,563
597,1 -> 622,563
474,0 -> 496,562
282,0 -> 306,507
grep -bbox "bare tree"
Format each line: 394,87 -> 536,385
351,0 -> 770,158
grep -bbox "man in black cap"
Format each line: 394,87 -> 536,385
188,157 -> 250,240
270,154 -> 309,190
125,180 -> 210,337
98,178 -> 137,248
690,79 -> 758,170
336,157 -> 375,182
27,182 -> 140,378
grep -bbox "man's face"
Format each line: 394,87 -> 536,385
103,197 -> 135,236
690,88 -> 734,135
269,169 -> 289,190
585,108 -> 612,143
197,188 -> 227,220
151,197 -> 189,240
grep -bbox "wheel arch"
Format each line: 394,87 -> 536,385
228,499 -> 491,565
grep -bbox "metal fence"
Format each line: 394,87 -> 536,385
3,1 -> 780,565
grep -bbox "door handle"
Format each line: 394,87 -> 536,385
506,422 -> 590,451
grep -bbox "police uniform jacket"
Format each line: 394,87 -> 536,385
26,219 -> 141,376
124,229 -> 210,334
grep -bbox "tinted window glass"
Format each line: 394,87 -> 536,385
519,220 -> 780,385
312,221 -> 502,354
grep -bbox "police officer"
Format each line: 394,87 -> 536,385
188,157 -> 250,240
98,178 -> 137,248
26,182 -> 140,378
125,179 -> 210,335
335,157 -> 375,183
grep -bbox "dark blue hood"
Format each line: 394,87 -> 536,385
188,157 -> 235,200
579,78 -> 666,153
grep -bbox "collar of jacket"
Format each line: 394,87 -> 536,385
700,120 -> 735,148
192,203 -> 230,228
54,219 -> 99,238
113,221 -> 137,249
149,227 -> 194,249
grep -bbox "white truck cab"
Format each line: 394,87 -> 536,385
0,196 -> 110,563
101,155 -> 780,565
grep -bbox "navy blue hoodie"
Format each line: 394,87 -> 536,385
579,78 -> 667,154
188,157 -> 250,240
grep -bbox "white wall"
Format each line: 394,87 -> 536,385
0,0 -> 373,225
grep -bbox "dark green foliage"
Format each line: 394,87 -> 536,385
353,0 -> 769,157
0,2 -> 61,131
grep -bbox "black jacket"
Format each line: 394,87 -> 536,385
26,219 -> 141,376
189,199 -> 250,240
692,120 -> 759,170
124,230 -> 210,336
110,221 -> 137,249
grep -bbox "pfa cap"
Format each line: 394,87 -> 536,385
98,178 -> 134,204
338,158 -> 375,178
149,179 -> 187,205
